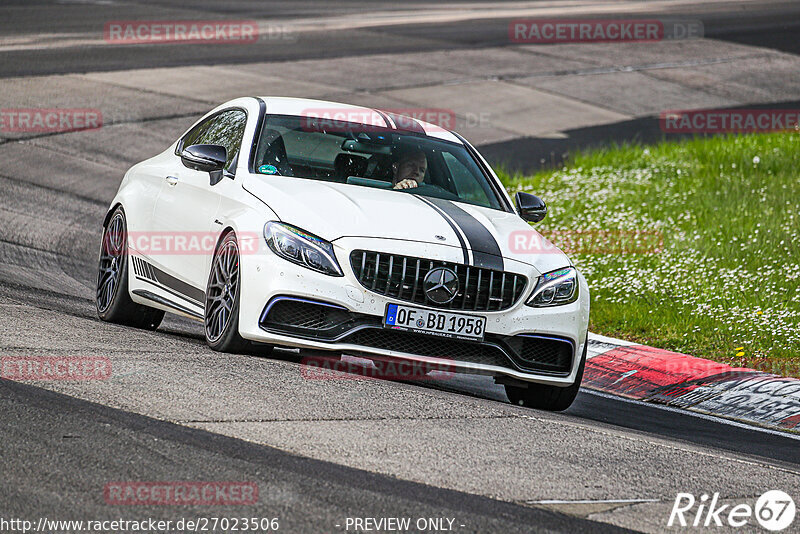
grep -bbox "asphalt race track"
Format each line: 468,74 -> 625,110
1,2 -> 799,533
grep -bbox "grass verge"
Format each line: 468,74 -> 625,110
498,132 -> 800,376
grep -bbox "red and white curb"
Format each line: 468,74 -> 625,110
585,333 -> 800,433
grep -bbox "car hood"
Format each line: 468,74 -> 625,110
243,174 -> 570,274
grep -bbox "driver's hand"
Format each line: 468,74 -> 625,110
393,179 -> 419,190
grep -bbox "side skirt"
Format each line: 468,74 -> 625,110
131,289 -> 204,321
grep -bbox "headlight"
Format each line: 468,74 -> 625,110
526,267 -> 578,307
264,222 -> 343,277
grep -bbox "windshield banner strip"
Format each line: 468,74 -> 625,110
381,111 -> 426,134
372,109 -> 395,130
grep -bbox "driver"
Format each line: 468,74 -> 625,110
392,148 -> 427,190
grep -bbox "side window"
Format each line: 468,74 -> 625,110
177,109 -> 248,171
176,119 -> 212,155
200,110 -> 247,170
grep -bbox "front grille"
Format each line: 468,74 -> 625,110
350,250 -> 527,311
342,328 -> 511,369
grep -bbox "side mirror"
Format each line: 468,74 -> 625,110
515,191 -> 547,223
181,144 -> 227,185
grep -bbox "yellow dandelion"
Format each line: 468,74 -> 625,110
736,351 -> 745,357
735,346 -> 744,351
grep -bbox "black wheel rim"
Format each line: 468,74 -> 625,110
205,238 -> 239,343
96,213 -> 125,313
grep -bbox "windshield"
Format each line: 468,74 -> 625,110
253,114 -> 504,210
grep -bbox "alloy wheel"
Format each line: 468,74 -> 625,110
205,238 -> 240,343
96,213 -> 125,313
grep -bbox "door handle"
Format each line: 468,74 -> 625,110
165,176 -> 179,186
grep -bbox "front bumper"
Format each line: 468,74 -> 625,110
237,237 -> 590,386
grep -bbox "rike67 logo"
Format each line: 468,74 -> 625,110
669,491 -> 796,531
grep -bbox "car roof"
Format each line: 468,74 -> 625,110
256,96 -> 462,144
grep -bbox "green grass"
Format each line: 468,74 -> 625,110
498,133 -> 800,376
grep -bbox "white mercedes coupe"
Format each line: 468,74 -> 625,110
96,97 -> 590,410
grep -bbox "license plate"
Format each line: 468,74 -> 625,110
384,304 -> 486,342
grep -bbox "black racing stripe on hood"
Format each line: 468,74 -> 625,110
424,197 -> 504,271
413,195 -> 469,264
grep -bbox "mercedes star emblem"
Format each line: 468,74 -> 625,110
423,267 -> 460,304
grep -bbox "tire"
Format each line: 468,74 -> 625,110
204,231 -> 249,352
504,338 -> 587,411
96,207 -> 164,330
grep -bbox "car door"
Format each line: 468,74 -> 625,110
150,109 -> 248,296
